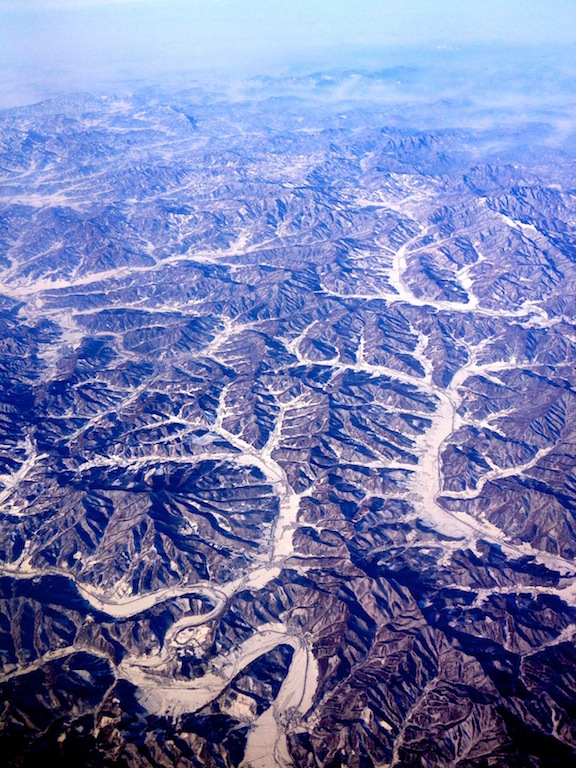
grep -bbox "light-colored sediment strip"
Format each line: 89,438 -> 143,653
122,621 -> 318,736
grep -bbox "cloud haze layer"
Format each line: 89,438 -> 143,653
2,1 -> 576,107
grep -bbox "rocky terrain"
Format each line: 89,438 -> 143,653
1,72 -> 576,766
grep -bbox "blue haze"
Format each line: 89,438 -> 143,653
2,1 -> 576,107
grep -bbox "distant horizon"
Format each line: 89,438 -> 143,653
2,1 -> 576,108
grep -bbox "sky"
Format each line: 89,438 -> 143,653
1,0 -> 576,107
